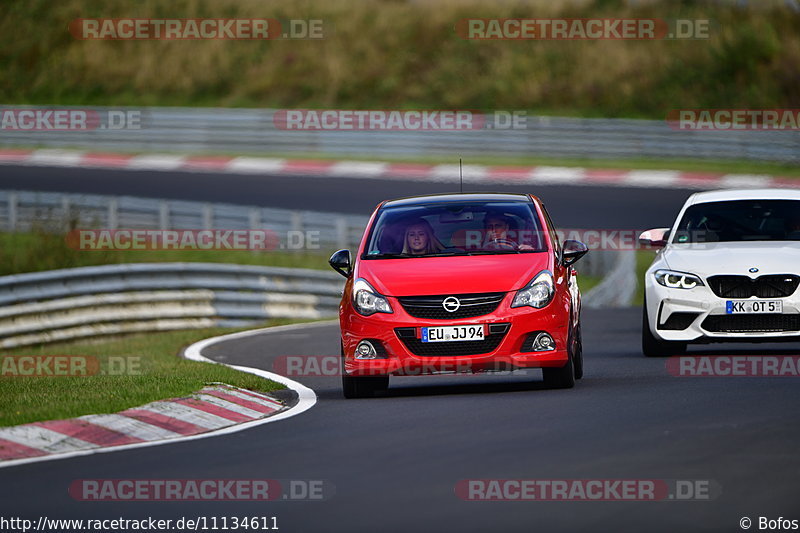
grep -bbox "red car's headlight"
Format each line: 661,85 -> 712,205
353,278 -> 394,316
511,270 -> 555,309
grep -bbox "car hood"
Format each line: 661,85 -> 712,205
356,253 -> 551,297
662,241 -> 800,277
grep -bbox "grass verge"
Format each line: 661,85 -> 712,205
3,0 -> 799,120
0,231 -> 332,276
0,321 -> 309,427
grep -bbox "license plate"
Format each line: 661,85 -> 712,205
421,325 -> 485,342
726,300 -> 783,314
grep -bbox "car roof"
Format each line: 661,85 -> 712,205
687,188 -> 800,206
381,192 -> 534,208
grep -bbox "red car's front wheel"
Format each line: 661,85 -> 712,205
341,344 -> 389,399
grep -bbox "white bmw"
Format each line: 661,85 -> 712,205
639,189 -> 800,356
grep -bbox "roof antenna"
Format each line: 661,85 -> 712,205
459,157 -> 463,193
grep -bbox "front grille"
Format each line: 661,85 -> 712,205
707,275 -> 800,298
398,292 -> 506,320
701,314 -> 800,333
395,324 -> 509,356
658,312 -> 700,331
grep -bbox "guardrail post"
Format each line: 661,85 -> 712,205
7,192 -> 17,232
108,198 -> 119,230
335,217 -> 348,250
159,201 -> 170,230
290,212 -> 303,234
249,209 -> 261,255
61,196 -> 71,231
203,204 -> 213,229
248,209 -> 260,230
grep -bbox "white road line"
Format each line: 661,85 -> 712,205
329,161 -> 389,178
127,154 -> 187,170
226,157 -> 286,174
719,174 -> 775,188
430,164 -> 488,182
28,149 -> 85,167
530,166 -> 587,184
623,170 -> 681,187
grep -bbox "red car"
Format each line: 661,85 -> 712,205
329,193 -> 588,398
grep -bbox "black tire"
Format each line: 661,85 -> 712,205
641,298 -> 687,357
542,327 -> 576,389
573,323 -> 584,380
341,343 -> 389,398
342,374 -> 389,399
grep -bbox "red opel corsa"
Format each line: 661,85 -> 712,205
329,193 -> 588,398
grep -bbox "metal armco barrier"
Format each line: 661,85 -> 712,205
0,263 -> 344,348
0,189 -> 369,251
0,106 -> 797,163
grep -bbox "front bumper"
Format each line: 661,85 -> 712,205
646,281 -> 800,342
341,293 -> 570,377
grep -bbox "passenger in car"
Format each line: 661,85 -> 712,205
401,218 -> 444,255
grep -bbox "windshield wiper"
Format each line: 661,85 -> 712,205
364,253 -> 413,259
425,251 -> 469,257
463,250 -> 523,255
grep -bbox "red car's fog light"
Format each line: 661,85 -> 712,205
355,339 -> 388,359
523,331 -> 556,352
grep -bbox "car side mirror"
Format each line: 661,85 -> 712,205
639,228 -> 670,248
329,249 -> 352,278
561,240 -> 588,267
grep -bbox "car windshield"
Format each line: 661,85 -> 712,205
363,201 -> 547,258
672,199 -> 800,243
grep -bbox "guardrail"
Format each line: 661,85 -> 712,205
582,250 -> 638,309
0,263 -> 344,348
1,106 -> 797,163
0,189 -> 369,251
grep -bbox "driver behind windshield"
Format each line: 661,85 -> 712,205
401,218 -> 445,255
482,212 -> 534,250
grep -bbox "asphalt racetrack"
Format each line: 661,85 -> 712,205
0,164 -> 694,228
0,166 -> 798,532
2,310 -> 799,532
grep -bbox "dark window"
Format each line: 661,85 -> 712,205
673,199 -> 800,243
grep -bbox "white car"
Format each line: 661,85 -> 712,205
639,189 -> 800,357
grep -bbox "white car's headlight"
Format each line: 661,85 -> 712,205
654,269 -> 704,289
352,278 -> 393,316
511,270 -> 555,309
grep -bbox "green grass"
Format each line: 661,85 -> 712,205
577,273 -> 602,294
1,0 -> 799,120
0,231 -> 332,276
0,322 -> 310,427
